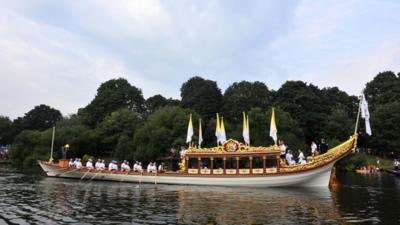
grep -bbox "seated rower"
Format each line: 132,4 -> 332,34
121,160 -> 131,172
151,162 -> 157,173
68,158 -> 74,167
133,161 -> 138,172
95,159 -> 101,170
75,158 -> 83,169
298,150 -> 306,164
86,158 -> 94,170
285,150 -> 295,166
137,162 -> 143,173
99,159 -> 106,171
109,160 -> 118,171
147,162 -> 152,173
158,163 -> 165,172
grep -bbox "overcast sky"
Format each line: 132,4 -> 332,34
1,0 -> 399,119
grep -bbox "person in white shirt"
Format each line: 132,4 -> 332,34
279,140 -> 287,159
121,160 -> 130,172
137,162 -> 143,173
147,162 -> 152,173
285,150 -> 295,166
86,159 -> 94,170
151,162 -> 157,173
73,158 -> 79,167
298,150 -> 306,164
158,163 -> 165,172
68,159 -> 74,167
99,160 -> 106,171
95,159 -> 101,170
75,159 -> 83,169
133,161 -> 138,172
311,141 -> 318,156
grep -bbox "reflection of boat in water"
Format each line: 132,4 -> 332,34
38,135 -> 357,187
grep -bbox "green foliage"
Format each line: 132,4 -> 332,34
132,106 -> 196,163
10,130 -> 50,166
0,116 -> 14,144
180,76 -> 222,120
14,104 -> 62,131
222,81 -> 272,124
145,94 -> 180,115
79,78 -> 145,127
336,153 -> 383,172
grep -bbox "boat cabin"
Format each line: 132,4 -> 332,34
182,139 -> 281,175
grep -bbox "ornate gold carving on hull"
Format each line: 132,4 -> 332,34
279,135 -> 357,173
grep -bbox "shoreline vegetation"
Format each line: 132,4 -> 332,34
1,71 -> 400,169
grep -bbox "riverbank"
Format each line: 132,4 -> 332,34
336,152 -> 393,172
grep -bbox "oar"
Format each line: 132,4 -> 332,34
80,169 -> 92,180
90,170 -> 103,181
56,168 -> 80,177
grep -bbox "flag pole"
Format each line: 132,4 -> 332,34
49,126 -> 55,163
354,95 -> 362,135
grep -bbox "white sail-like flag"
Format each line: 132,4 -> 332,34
242,112 -> 250,145
269,108 -> 278,144
198,118 -> 203,147
215,113 -> 221,144
361,94 -> 372,136
186,114 -> 194,143
220,117 -> 227,143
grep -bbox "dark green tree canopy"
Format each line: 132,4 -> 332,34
364,71 -> 400,112
79,78 -> 145,126
0,116 -> 14,144
14,104 -> 62,131
180,76 -> 222,119
145,94 -> 180,115
222,81 -> 273,124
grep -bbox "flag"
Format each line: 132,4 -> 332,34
246,114 -> 250,145
186,114 -> 194,143
269,108 -> 278,144
361,94 -> 372,135
198,118 -> 203,147
242,112 -> 250,145
215,113 -> 221,144
220,117 -> 227,143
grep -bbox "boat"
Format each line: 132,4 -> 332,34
39,97 -> 368,187
38,135 -> 357,187
386,168 -> 400,176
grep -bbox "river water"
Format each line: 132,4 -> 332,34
0,165 -> 399,225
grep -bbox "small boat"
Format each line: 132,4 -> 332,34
386,168 -> 400,176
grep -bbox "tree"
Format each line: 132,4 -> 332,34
222,81 -> 273,125
180,76 -> 223,120
13,104 -> 62,131
0,116 -> 14,144
274,81 -> 327,142
369,101 -> 400,156
96,108 -> 142,156
132,106 -> 197,163
79,78 -> 145,126
364,71 -> 400,112
145,94 -> 180,115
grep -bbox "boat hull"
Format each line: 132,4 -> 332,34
38,161 -> 335,187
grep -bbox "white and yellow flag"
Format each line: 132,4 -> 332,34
220,117 -> 227,143
186,114 -> 194,144
269,108 -> 278,144
242,112 -> 250,145
215,113 -> 221,144
198,118 -> 203,147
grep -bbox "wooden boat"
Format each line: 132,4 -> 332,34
386,168 -> 400,176
38,135 -> 357,187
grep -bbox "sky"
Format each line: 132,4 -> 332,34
1,0 -> 399,119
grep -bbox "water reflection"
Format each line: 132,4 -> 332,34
1,165 -> 399,224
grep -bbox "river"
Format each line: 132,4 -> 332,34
0,165 -> 399,225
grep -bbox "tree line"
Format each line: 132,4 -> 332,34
1,71 -> 399,166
